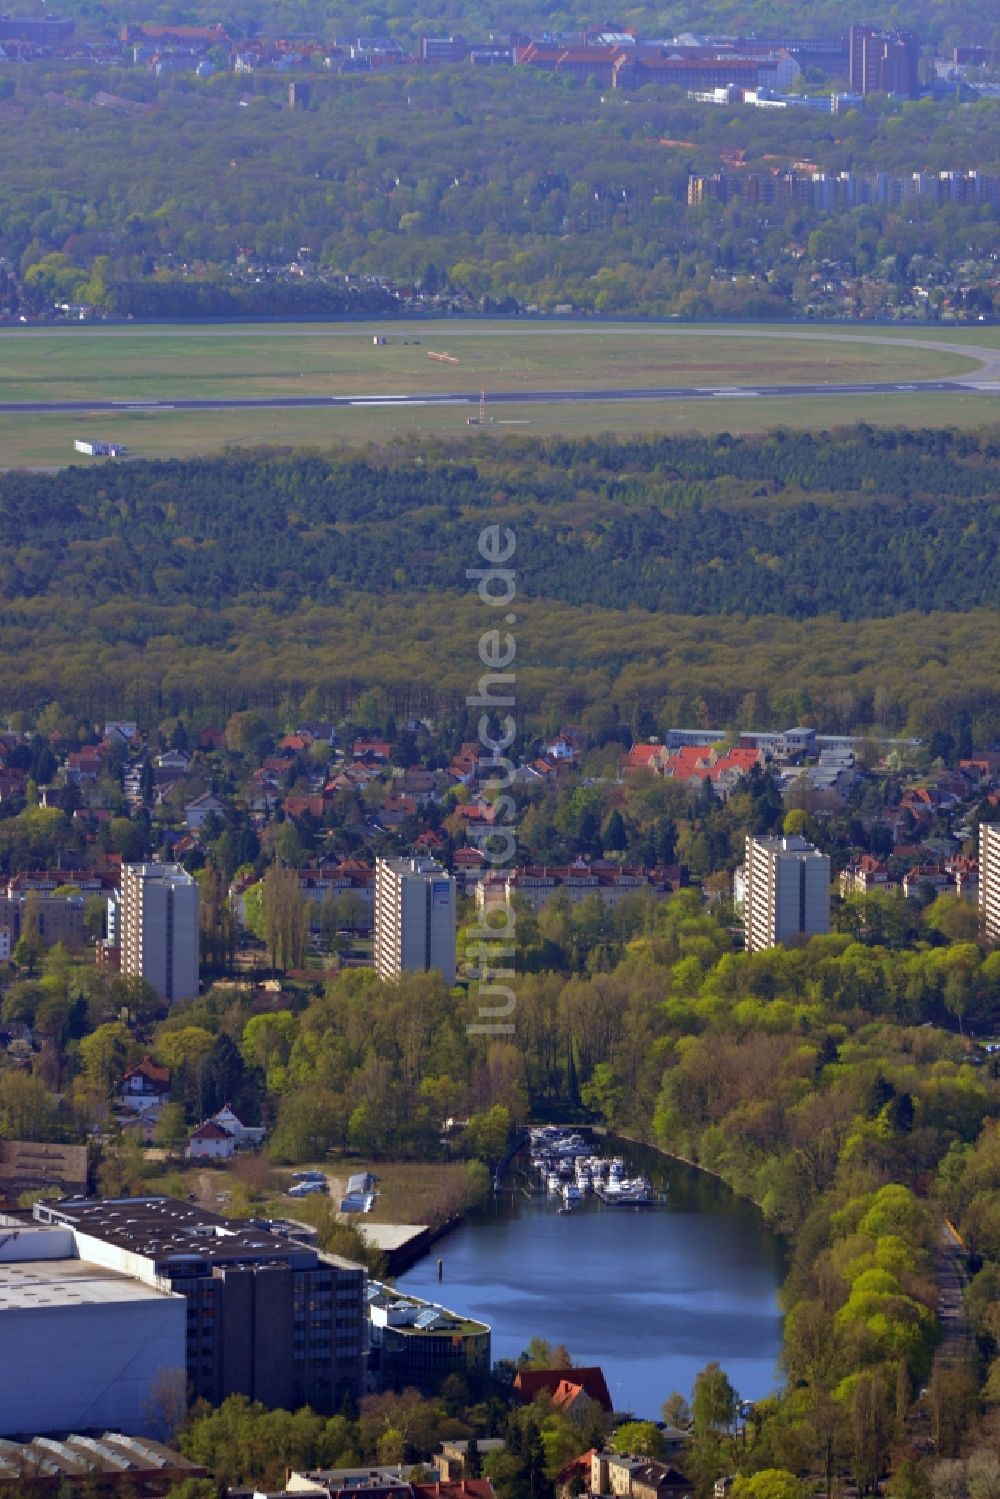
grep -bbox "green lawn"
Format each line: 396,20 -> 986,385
2,389 -> 997,470
0,320 -> 982,400
0,319 -> 994,466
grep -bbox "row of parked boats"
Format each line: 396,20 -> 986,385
528,1127 -> 663,1209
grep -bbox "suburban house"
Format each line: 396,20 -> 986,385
186,1120 -> 235,1160
513,1366 -> 613,1414
437,1439 -> 507,1481
155,749 -> 192,773
184,792 -> 228,830
211,1104 -> 266,1149
839,855 -> 894,897
591,1452 -> 694,1499
119,1056 -> 171,1112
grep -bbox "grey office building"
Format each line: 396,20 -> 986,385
36,1197 -> 366,1412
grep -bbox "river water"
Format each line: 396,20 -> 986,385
397,1139 -> 785,1418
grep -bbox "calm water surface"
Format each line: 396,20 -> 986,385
398,1139 -> 785,1418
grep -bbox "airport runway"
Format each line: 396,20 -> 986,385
0,378 -> 996,416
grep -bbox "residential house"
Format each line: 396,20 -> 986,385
948,854 -> 979,896
119,1056 -> 171,1112
279,732 -> 313,755
298,722 -> 338,747
414,829 -> 447,854
839,856 -> 894,897
104,721 -> 140,745
211,1104 -> 266,1149
544,729 -> 582,761
120,1103 -> 165,1145
184,792 -> 227,830
66,747 -> 104,784
449,742 -> 484,785
353,739 -> 392,763
513,1366 -> 612,1412
155,749 -> 192,773
591,1453 -> 693,1499
438,1440 -> 507,1481
623,743 -> 672,776
555,1451 -> 597,1499
901,865 -> 954,899
186,1120 -> 235,1160
285,795 -> 326,820
452,846 -> 487,893
400,769 -> 439,801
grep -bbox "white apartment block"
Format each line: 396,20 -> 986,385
744,833 -> 831,953
980,823 -> 1000,942
374,856 -> 456,984
119,863 -> 199,1003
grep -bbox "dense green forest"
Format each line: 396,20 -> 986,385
19,0 -> 992,51
3,68 -> 997,319
3,427 -> 1000,737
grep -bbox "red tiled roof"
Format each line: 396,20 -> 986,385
555,1451 -> 596,1488
513,1366 -> 612,1411
189,1120 -> 233,1141
123,1056 -> 170,1087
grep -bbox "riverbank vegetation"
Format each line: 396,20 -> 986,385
6,869 -> 1000,1490
3,427 -> 1000,740
62,882 -> 1000,1493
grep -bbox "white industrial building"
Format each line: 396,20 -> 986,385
374,856 -> 456,984
0,1224 -> 186,1437
119,862 -> 200,1004
743,833 -> 831,952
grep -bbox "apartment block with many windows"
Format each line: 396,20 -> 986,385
744,834 -> 831,953
119,862 -> 199,1003
979,824 -> 1000,943
374,856 -> 456,984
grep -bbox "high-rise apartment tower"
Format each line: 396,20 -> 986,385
374,856 -> 456,984
119,862 -> 199,1003
979,823 -> 1000,942
744,833 -> 830,953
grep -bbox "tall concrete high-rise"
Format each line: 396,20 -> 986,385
980,823 -> 1000,942
744,833 -> 830,953
374,856 -> 456,984
119,863 -> 199,1003
849,23 -> 919,96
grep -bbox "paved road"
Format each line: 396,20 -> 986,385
0,377 -> 996,416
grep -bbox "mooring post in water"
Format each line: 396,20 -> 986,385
437,1257 -> 443,1281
